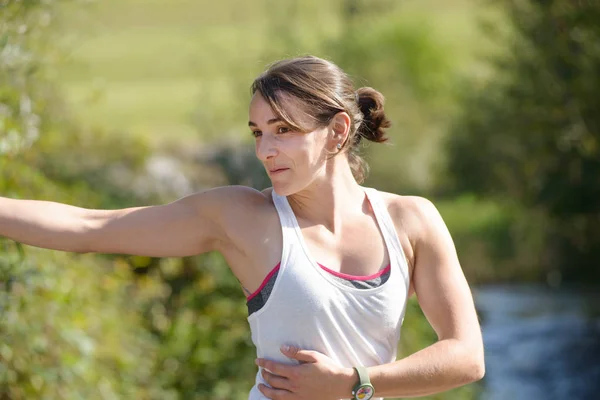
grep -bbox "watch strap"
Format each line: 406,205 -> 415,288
354,366 -> 370,386
352,366 -> 375,399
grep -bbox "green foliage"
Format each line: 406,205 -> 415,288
0,2 -> 164,399
447,0 -> 600,282
437,195 -> 547,283
1,0 -> 56,156
330,7 -> 456,194
143,254 -> 257,399
0,244 -> 165,399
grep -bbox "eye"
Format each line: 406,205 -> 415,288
277,126 -> 291,134
251,130 -> 262,138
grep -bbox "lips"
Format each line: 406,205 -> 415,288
268,168 -> 289,175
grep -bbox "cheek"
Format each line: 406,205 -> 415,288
274,133 -> 327,171
293,142 -> 323,170
278,137 -> 308,162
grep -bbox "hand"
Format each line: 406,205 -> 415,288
255,345 -> 356,400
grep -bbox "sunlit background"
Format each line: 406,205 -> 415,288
1,0 -> 599,399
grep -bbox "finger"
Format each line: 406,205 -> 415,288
255,358 -> 293,378
280,345 -> 319,363
258,383 -> 293,399
262,369 -> 293,392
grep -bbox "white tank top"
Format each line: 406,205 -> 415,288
247,187 -> 410,400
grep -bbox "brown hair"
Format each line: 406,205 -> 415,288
251,55 -> 391,183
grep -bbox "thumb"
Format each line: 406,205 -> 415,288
280,345 -> 319,363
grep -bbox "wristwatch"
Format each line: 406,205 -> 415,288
351,366 -> 375,400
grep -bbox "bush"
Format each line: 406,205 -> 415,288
446,0 -> 600,283
1,2 -> 164,398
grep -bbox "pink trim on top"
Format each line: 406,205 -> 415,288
246,263 -> 281,301
318,263 -> 391,281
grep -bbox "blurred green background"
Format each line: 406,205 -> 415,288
2,0 -> 599,399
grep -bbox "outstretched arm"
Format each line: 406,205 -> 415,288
0,185 -> 254,257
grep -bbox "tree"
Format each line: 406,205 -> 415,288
447,0 -> 600,282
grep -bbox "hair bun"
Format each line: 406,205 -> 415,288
356,87 -> 391,143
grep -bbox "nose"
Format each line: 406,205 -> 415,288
255,134 -> 278,162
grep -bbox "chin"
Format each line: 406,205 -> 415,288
271,182 -> 293,196
271,180 -> 302,197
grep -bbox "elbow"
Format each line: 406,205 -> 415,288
464,346 -> 485,383
452,340 -> 485,384
469,357 -> 486,382
456,355 -> 485,387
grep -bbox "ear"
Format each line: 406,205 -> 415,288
328,112 -> 351,148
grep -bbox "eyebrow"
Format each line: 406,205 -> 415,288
248,117 -> 283,127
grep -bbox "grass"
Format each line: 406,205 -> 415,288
53,0 -> 501,147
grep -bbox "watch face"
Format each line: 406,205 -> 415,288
356,385 -> 374,399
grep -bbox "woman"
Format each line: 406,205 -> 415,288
0,56 -> 484,400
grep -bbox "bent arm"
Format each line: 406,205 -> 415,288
0,186 -> 254,257
352,197 -> 485,398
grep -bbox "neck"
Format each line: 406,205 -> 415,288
287,156 -> 365,232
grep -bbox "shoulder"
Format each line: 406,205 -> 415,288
185,185 -> 274,226
186,185 -> 279,248
377,191 -> 439,221
376,191 -> 446,242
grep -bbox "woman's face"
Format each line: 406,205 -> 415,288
248,92 -> 332,196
